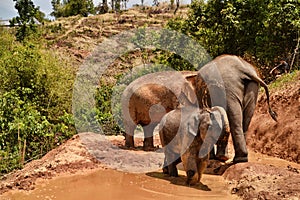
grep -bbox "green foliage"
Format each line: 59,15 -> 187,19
154,52 -> 195,71
269,70 -> 299,89
131,27 -> 209,70
0,28 -> 75,175
51,0 -> 95,18
167,0 -> 300,76
9,0 -> 45,41
95,82 -> 121,135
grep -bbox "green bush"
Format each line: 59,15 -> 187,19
0,28 -> 75,175
51,0 -> 95,18
95,81 -> 120,135
167,0 -> 300,77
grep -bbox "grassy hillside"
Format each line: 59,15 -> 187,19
43,6 -> 188,63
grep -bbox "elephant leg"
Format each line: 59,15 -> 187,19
168,163 -> 179,177
197,155 -> 208,182
227,102 -> 248,163
164,151 -> 180,177
215,130 -> 230,162
162,156 -> 169,174
173,157 -> 182,166
142,123 -> 156,151
163,156 -> 181,174
168,157 -> 181,177
243,81 -> 259,133
209,145 -> 216,160
125,122 -> 136,148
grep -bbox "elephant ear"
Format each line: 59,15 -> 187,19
208,110 -> 223,142
211,111 -> 223,130
184,73 -> 197,88
179,82 -> 198,106
180,111 -> 200,155
187,112 -> 200,137
187,111 -> 211,140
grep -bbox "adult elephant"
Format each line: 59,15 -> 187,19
121,71 -> 197,150
186,55 -> 278,163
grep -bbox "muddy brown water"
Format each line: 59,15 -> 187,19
2,169 -> 236,200
3,150 -> 300,200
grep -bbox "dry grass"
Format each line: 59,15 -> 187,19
44,6 -> 188,64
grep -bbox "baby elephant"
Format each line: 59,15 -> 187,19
159,106 -> 230,185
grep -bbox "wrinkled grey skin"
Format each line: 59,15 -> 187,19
121,71 -> 197,150
191,55 -> 278,163
159,106 -> 230,185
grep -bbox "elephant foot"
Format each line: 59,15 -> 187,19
143,138 -> 155,151
168,164 -> 179,177
125,134 -> 134,148
233,156 -> 248,163
215,155 -> 229,162
125,141 -> 134,148
162,166 -> 169,174
143,145 -> 157,151
169,168 -> 179,177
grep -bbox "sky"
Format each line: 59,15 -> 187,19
0,0 -> 101,20
0,0 -> 181,20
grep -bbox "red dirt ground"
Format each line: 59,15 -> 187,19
248,72 -> 300,164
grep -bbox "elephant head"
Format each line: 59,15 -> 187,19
181,106 -> 230,185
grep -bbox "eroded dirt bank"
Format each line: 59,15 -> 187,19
248,73 -> 300,163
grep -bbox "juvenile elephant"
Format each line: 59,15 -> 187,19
159,106 -> 230,185
121,71 -> 197,150
190,55 -> 278,163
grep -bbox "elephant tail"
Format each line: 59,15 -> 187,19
259,81 -> 278,122
238,57 -> 278,122
249,75 -> 278,122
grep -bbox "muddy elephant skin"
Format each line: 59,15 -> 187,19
159,106 -> 230,185
192,55 -> 277,163
121,71 -> 197,150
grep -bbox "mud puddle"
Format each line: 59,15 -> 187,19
1,168 -> 237,200
3,150 -> 299,200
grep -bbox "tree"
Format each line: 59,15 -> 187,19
51,0 -> 64,18
95,0 -> 109,14
66,0 -> 95,17
153,0 -> 159,6
9,0 -> 41,41
167,0 -> 300,76
51,0 -> 95,18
